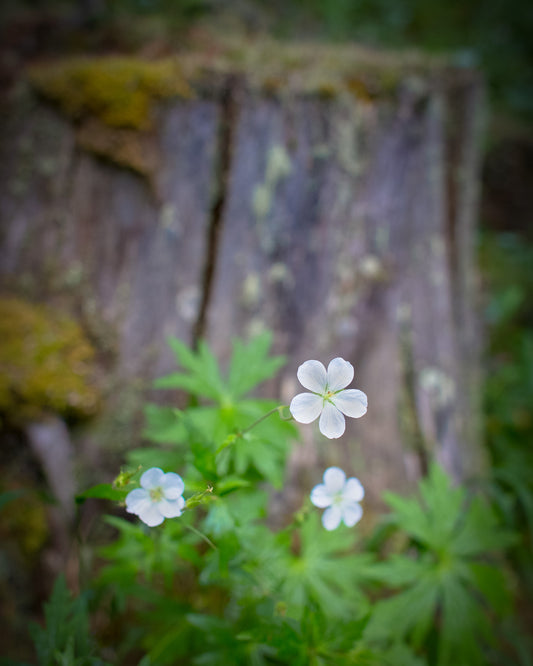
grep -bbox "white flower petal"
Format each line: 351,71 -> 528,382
125,488 -> 151,515
162,472 -> 184,499
157,496 -> 185,518
342,502 -> 363,527
138,504 -> 165,527
344,477 -> 365,502
290,392 -> 323,424
333,389 -> 368,418
322,505 -> 342,531
297,360 -> 327,393
310,483 -> 333,508
140,467 -> 164,489
327,358 -> 354,391
323,467 -> 346,493
318,402 -> 346,438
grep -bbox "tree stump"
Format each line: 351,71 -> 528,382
0,41 -> 485,508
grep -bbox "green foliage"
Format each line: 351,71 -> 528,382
155,333 -> 286,403
96,0 -> 533,120
477,231 -> 533,660
140,332 -> 294,488
37,334 -> 525,665
480,233 -> 533,575
29,576 -> 108,666
252,0 -> 532,119
365,464 -> 516,665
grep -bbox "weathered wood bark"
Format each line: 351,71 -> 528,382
0,44 -> 485,509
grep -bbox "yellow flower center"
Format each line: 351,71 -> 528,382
149,486 -> 164,502
323,388 -> 336,403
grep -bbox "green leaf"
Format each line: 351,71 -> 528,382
127,447 -> 184,473
382,491 -> 433,547
364,573 -> 439,645
384,464 -> 466,551
438,573 -> 490,666
203,500 -> 235,537
155,338 -> 227,402
451,496 -> 518,557
279,514 -> 370,619
76,483 -> 125,503
227,332 -> 285,399
216,477 -> 251,495
143,404 -> 187,444
29,575 -> 106,665
364,554 -> 431,587
461,562 -> 512,614
381,643 -> 428,666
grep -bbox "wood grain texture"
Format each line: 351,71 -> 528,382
0,54 -> 485,510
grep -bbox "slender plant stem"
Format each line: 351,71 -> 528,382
185,523 -> 217,550
240,405 -> 289,436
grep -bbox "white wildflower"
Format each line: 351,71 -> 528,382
125,467 -> 185,527
289,358 -> 367,438
310,466 -> 364,531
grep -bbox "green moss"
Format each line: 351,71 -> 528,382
28,56 -> 192,130
0,489 -> 48,559
28,41 -> 447,125
24,41 -> 451,176
0,297 -> 100,422
207,38 -> 444,99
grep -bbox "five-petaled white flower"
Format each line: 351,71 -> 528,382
289,358 -> 367,438
125,467 -> 185,527
310,466 -> 364,531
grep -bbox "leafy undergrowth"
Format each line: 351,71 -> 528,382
12,328 -> 528,666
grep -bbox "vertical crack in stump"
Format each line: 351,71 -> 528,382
398,317 -> 430,477
192,78 -> 239,346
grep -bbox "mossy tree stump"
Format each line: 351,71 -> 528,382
0,41 -> 485,508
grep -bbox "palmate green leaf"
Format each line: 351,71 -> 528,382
383,464 -> 465,551
145,399 -> 292,483
98,516 -> 197,593
363,554 -> 431,587
140,406 -> 223,479
381,643 -> 428,666
492,454 -> 533,537
155,338 -> 227,402
438,573 -> 492,666
363,573 -> 439,646
279,514 -> 370,619
214,400 -> 295,485
459,561 -> 513,615
222,431 -> 288,487
227,332 -> 285,399
203,499 -> 235,537
143,404 -> 187,444
137,595 -> 194,665
185,612 -> 279,666
29,575 -> 106,666
226,488 -> 269,525
154,334 -> 284,406
374,464 -> 518,664
76,483 -> 126,503
418,464 -> 465,543
451,496 -> 518,557
127,446 -> 184,473
262,607 -> 376,666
